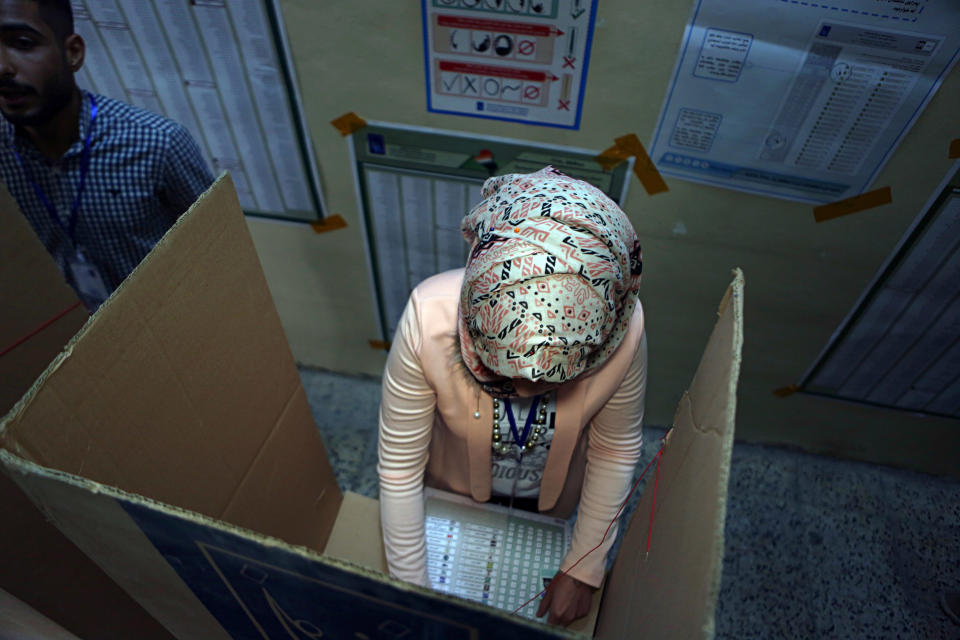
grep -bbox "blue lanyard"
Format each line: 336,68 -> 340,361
13,95 -> 98,245
503,394 -> 542,456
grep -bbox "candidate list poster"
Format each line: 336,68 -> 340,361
649,0 -> 960,203
422,0 -> 598,129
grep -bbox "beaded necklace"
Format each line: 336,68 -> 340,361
490,392 -> 550,458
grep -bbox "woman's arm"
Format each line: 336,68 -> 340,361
377,293 -> 437,586
561,330 -> 648,587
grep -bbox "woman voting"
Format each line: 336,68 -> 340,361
377,167 -> 647,626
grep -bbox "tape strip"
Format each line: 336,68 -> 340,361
330,112 -> 367,137
310,214 -> 348,234
950,139 -> 960,158
813,186 -> 892,223
773,384 -> 800,398
369,339 -> 391,351
595,134 -> 668,195
630,146 -> 669,196
594,144 -> 631,171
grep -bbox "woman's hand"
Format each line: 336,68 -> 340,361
536,571 -> 594,627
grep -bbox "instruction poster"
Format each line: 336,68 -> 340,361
649,0 -> 960,203
422,0 -> 598,129
71,0 -> 323,221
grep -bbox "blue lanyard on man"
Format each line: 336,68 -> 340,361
13,96 -> 105,310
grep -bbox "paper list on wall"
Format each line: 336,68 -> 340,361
400,176 -> 437,292
808,195 -> 960,417
192,3 -> 283,213
649,0 -> 960,203
365,169 -> 408,336
228,0 -> 312,212
364,167 -> 482,337
71,0 -> 317,218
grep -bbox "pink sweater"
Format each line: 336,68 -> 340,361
377,269 -> 647,588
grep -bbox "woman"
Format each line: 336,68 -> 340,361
377,166 -> 647,626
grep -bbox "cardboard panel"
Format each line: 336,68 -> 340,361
0,587 -> 82,640
220,385 -> 342,550
596,270 -> 743,640
0,183 -> 87,416
1,455 -> 581,640
0,182 -> 174,640
1,175 -> 342,547
0,473 -> 175,640
2,458 -> 232,640
323,491 -> 388,572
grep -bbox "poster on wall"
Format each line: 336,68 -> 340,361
421,0 -> 598,129
71,0 -> 326,221
349,122 -> 632,339
648,0 -> 960,204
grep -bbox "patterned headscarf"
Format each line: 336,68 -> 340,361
458,166 -> 642,396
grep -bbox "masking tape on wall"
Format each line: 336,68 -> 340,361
595,134 -> 668,196
595,144 -> 631,171
813,186 -> 892,223
950,139 -> 960,158
773,384 -> 800,397
369,340 -> 391,351
310,214 -> 348,234
331,112 -> 367,136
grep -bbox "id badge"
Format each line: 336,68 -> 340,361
68,250 -> 110,309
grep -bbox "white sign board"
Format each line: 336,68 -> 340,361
422,0 -> 598,129
649,0 -> 960,203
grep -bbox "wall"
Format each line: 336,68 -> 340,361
250,1 -> 960,476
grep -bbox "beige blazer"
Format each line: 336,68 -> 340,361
378,269 -> 647,587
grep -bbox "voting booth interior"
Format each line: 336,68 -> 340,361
0,175 -> 743,639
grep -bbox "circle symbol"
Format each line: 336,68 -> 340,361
494,34 -> 513,56
765,131 -> 785,149
518,39 -> 535,55
524,85 -> 540,100
831,63 -> 851,83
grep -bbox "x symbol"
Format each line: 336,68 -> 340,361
562,56 -> 576,69
462,76 -> 478,94
558,99 -> 570,111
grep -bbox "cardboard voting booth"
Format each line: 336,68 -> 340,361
0,174 -> 743,639
0,184 -> 175,640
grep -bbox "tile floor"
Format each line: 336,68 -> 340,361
299,366 -> 960,639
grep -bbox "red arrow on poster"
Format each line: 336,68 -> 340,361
439,60 -> 556,82
437,15 -> 563,37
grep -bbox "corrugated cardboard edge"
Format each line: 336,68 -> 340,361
0,451 -> 583,639
701,268 -> 743,638
0,173 -> 231,439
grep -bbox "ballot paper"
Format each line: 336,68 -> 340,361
424,488 -> 571,620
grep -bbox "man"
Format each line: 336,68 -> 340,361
0,0 -> 213,310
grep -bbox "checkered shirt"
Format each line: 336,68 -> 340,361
0,90 -> 214,293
